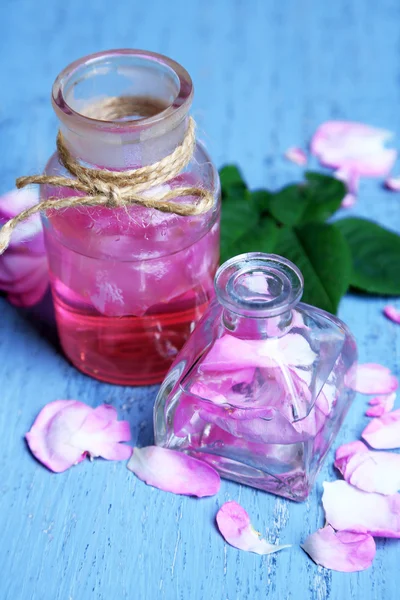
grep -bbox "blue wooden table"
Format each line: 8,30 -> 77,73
1,1 -> 400,598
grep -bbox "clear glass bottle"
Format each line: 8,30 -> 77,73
41,50 -> 220,385
154,253 -> 357,501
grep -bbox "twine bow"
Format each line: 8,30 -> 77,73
0,116 -> 214,254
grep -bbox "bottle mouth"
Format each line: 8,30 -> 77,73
215,253 -> 304,318
52,49 -> 193,132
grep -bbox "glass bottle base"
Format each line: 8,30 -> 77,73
187,450 -> 311,501
53,295 -> 209,386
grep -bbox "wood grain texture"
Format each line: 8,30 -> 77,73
1,0 -> 400,598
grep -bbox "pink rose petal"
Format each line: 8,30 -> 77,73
190,367 -> 256,407
0,252 -> 49,306
284,147 -> 307,166
301,525 -> 375,572
335,168 -> 359,209
127,446 -> 220,497
384,305 -> 400,325
191,364 -> 314,432
335,168 -> 360,194
335,440 -> 400,494
0,188 -> 48,307
385,177 -> 400,191
172,396 -> 207,438
200,333 -> 316,372
0,188 -> 44,249
346,363 -> 398,395
341,193 -> 357,209
216,501 -> 290,555
311,121 -> 397,177
322,480 -> 400,537
362,408 -> 400,449
366,392 -> 396,417
335,170 -> 358,208
74,404 -> 132,461
25,400 -> 132,473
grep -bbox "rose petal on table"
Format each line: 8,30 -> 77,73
26,401 -> 92,472
335,168 -> 359,208
127,446 -> 220,497
345,363 -> 398,395
311,121 -> 397,176
284,147 -> 307,166
384,305 -> 400,325
341,193 -> 357,209
366,392 -> 396,417
74,404 -> 132,461
335,167 -> 360,194
335,440 -> 367,463
335,440 -> 400,494
322,480 -> 400,537
301,525 -> 375,572
362,408 -> 400,449
385,176 -> 400,191
25,400 -> 132,472
0,188 -> 49,306
216,501 -> 290,555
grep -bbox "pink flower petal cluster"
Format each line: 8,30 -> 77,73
0,189 -> 49,306
25,359 -> 400,573
26,400 -> 132,472
303,361 -> 400,572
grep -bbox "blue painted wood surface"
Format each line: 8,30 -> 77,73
1,1 -> 400,598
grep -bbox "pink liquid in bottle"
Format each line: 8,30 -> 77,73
44,205 -> 219,385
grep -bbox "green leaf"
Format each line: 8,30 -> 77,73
268,172 -> 346,227
249,189 -> 273,215
220,195 -> 259,263
301,172 -> 346,223
269,184 -> 305,226
273,223 -> 352,314
219,165 -> 245,188
219,165 -> 248,200
335,217 -> 400,295
303,171 -> 347,223
225,217 -> 279,261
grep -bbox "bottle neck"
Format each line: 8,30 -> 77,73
222,308 -> 294,339
51,49 -> 193,170
58,111 -> 189,170
215,253 -> 304,339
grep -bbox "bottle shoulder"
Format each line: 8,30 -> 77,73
41,142 -> 221,260
168,300 -> 357,423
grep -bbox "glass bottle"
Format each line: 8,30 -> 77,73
154,253 -> 357,501
41,50 -> 220,385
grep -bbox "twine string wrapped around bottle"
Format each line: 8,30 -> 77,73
0,114 -> 214,255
